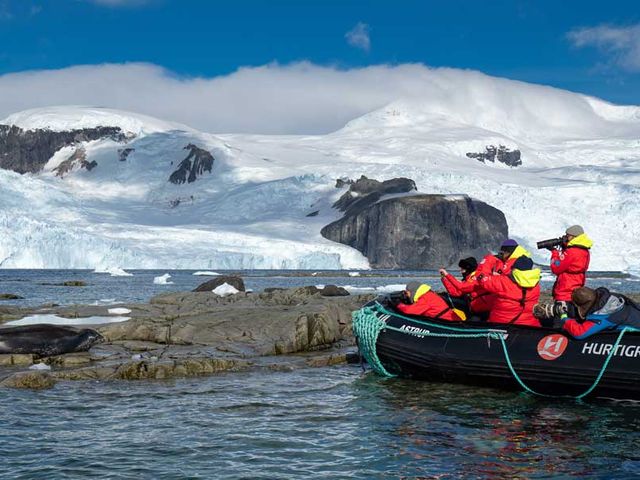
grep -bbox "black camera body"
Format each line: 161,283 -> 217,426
536,235 -> 568,250
385,290 -> 411,306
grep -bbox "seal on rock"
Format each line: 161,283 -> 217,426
0,325 -> 104,356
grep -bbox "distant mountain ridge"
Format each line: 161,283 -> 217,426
1,69 -> 640,271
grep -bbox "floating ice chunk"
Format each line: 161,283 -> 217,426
212,282 -> 239,297
93,267 -> 133,277
341,284 -> 406,294
375,284 -> 407,293
193,271 -> 221,276
29,363 -> 51,371
153,273 -> 173,285
315,284 -> 326,289
342,285 -> 376,294
108,307 -> 132,315
5,314 -> 131,326
349,272 -> 361,277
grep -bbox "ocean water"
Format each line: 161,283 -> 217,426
1,367 -> 639,479
0,268 -> 637,307
1,270 -> 640,478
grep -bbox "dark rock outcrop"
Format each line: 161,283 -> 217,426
193,276 -> 245,293
53,147 -> 97,177
0,294 -> 23,300
333,175 -> 417,215
118,147 -> 135,161
466,145 -> 521,167
319,285 -> 350,297
169,144 -> 214,184
321,194 -> 508,269
0,124 -> 126,174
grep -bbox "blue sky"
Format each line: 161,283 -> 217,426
0,0 -> 639,132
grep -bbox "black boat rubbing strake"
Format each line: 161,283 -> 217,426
352,300 -> 640,400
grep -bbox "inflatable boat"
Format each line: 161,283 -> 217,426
352,300 -> 640,400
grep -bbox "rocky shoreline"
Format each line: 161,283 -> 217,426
2,282 -> 639,390
0,285 -> 376,389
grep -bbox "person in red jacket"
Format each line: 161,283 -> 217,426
476,239 -> 532,277
549,225 -> 593,303
440,257 -> 493,316
395,281 -> 462,321
473,256 -> 541,327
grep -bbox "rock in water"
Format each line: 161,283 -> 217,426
321,194 -> 507,269
0,294 -> 24,300
0,325 -> 104,356
319,285 -> 350,297
193,276 -> 245,293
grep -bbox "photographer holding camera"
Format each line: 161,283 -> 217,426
390,281 -> 463,321
539,225 -> 593,315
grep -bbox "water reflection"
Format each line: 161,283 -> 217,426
352,375 -> 640,478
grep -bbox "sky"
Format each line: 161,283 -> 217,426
0,0 -> 639,133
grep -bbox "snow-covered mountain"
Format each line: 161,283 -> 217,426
2,70 -> 640,271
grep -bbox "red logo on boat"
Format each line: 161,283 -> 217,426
537,334 -> 568,361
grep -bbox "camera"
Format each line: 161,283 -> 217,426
536,235 -> 567,250
385,290 -> 411,306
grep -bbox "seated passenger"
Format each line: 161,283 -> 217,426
473,256 -> 541,327
395,281 -> 463,321
440,257 -> 492,315
559,287 -> 640,339
477,239 -> 532,277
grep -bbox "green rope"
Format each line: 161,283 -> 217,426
498,327 -> 630,399
352,302 -> 636,400
352,306 -> 396,377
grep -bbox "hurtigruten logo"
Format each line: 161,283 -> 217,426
582,342 -> 640,358
537,334 -> 568,361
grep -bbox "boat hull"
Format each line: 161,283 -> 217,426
358,302 -> 640,400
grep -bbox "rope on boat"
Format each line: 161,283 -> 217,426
352,302 -> 635,399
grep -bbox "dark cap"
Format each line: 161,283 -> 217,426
501,239 -> 518,248
405,281 -> 421,294
458,257 -> 478,272
572,287 -> 597,318
512,256 -> 533,271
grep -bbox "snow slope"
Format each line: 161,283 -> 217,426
2,70 -> 640,271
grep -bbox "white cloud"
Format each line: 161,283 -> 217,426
0,61 -> 601,135
345,22 -> 371,52
568,24 -> 640,72
0,62 -> 432,134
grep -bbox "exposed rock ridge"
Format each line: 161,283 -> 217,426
53,147 -> 97,178
466,145 -> 521,167
321,192 -> 508,269
169,144 -> 214,184
333,175 -> 417,216
0,124 -> 126,174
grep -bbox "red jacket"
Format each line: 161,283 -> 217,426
550,234 -> 593,301
476,246 -> 531,277
441,272 -> 493,313
476,254 -> 504,277
396,290 -> 462,321
474,269 -> 541,327
442,272 -> 477,296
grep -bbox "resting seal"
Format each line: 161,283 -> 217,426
0,325 -> 104,356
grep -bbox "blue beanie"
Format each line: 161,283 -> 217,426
513,256 -> 533,271
501,239 -> 518,248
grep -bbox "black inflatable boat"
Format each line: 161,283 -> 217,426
352,300 -> 640,400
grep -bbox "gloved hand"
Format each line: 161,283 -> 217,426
439,268 -> 448,277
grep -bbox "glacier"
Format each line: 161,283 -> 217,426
1,69 -> 640,271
